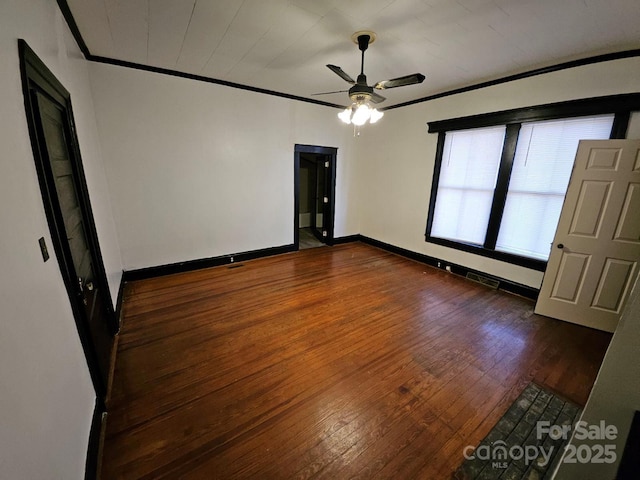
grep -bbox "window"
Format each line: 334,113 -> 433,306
431,126 -> 505,245
424,94 -> 640,270
495,116 -> 614,260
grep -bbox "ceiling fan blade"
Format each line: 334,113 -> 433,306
311,90 -> 349,96
327,64 -> 356,84
370,91 -> 386,104
374,73 -> 425,90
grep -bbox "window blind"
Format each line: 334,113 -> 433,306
495,115 -> 614,260
431,126 -> 506,245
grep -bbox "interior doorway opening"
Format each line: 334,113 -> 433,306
294,145 -> 337,250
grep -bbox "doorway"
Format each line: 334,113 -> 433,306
19,40 -> 116,400
294,145 -> 337,250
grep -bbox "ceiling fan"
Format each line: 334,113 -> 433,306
315,31 -> 425,125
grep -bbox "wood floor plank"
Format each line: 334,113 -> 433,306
101,243 -> 610,479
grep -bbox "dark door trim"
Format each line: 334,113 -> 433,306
294,144 -> 337,249
18,39 -> 116,400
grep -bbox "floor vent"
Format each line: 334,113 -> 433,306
466,272 -> 500,290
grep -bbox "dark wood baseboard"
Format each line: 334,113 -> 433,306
85,398 -> 106,480
122,243 -> 297,282
332,234 -> 361,244
358,235 -> 539,300
106,334 -> 119,406
120,236 -> 538,299
113,273 -> 125,334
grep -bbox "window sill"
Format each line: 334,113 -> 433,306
425,235 -> 547,271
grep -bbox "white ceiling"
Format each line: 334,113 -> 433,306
67,0 -> 640,108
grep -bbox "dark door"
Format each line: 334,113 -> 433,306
30,89 -> 114,395
311,156 -> 330,241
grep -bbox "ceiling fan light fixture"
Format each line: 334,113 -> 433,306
351,103 -> 371,126
338,108 -> 352,124
369,108 -> 384,124
321,31 -> 424,131
337,100 -> 384,127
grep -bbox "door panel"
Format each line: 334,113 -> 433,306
586,147 -> 621,169
34,91 -> 114,388
535,140 -> 640,332
614,183 -> 640,241
550,252 -> 590,302
591,258 -> 635,312
568,180 -> 610,236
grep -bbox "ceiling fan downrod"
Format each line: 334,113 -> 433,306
357,34 -> 370,78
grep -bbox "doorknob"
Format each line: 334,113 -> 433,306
557,243 -> 564,249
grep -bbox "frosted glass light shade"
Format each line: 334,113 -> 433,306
338,108 -> 352,124
369,108 -> 383,123
351,104 -> 371,126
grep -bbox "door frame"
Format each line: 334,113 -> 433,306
294,144 -> 337,249
19,40 -> 116,399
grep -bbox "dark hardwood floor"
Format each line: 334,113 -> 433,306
101,243 -> 611,479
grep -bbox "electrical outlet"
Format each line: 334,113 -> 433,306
437,262 -> 441,268
230,256 -> 234,263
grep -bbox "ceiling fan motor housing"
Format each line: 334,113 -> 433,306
350,94 -> 372,105
349,88 -> 373,102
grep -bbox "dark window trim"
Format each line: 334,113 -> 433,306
427,237 -> 547,271
425,95 -> 636,271
611,111 -> 631,139
425,133 -> 446,236
427,93 -> 640,133
484,124 -> 520,250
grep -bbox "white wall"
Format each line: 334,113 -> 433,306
554,276 -> 640,479
0,0 -> 122,478
356,57 -> 640,288
89,62 -> 359,270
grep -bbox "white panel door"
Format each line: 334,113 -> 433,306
535,140 -> 640,332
